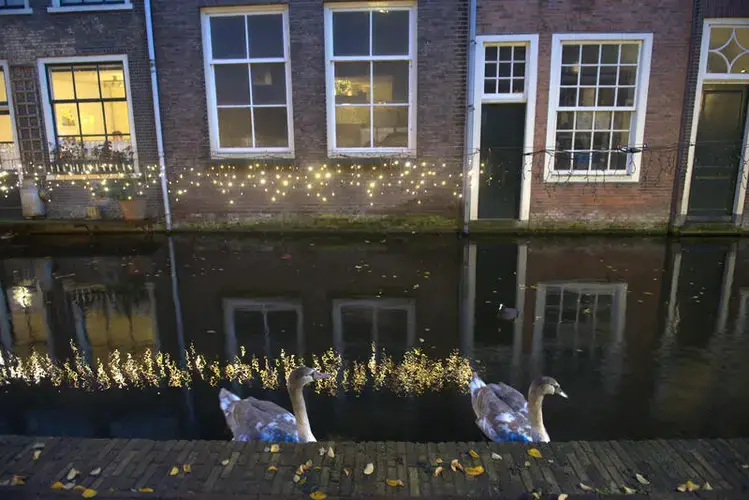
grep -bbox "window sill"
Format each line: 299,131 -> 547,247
45,172 -> 141,181
544,172 -> 640,184
211,151 -> 295,160
328,149 -> 415,158
47,4 -> 132,13
0,8 -> 32,15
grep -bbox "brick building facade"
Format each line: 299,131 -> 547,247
0,0 -> 748,229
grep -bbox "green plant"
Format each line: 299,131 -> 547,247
91,177 -> 147,201
51,139 -> 134,165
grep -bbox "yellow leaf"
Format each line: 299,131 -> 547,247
742,464 -> 749,469
433,466 -> 444,478
293,474 -> 301,483
531,492 -> 541,500
314,466 -> 321,471
305,459 -> 313,467
386,479 -> 405,487
677,484 -> 686,492
327,446 -> 335,459
435,458 -> 443,464
579,483 -> 594,492
363,463 -> 374,475
635,473 -> 650,485
50,481 -> 64,490
343,468 -> 351,476
169,466 -> 179,476
62,482 -> 76,490
67,468 -> 80,481
139,488 -> 154,493
704,482 -> 713,491
558,494 -> 569,500
270,444 -> 280,453
10,475 -> 25,486
679,480 -> 699,492
82,489 -> 98,498
267,466 -> 278,472
74,485 -> 86,491
182,464 -> 191,473
89,468 -> 101,477
469,449 -> 479,459
221,459 -> 230,466
33,450 -> 42,460
527,448 -> 543,458
309,492 -> 327,500
622,485 -> 636,494
465,465 -> 485,477
450,459 -> 464,472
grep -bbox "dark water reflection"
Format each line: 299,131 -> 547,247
0,235 -> 748,443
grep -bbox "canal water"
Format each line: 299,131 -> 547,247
0,235 -> 747,443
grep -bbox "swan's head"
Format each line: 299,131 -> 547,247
287,365 -> 332,389
532,376 -> 568,398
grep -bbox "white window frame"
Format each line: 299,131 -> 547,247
0,0 -> 31,15
544,33 -> 653,183
201,5 -> 295,159
680,19 -> 749,219
470,34 -> 539,221
324,1 -> 418,157
37,54 -> 139,179
222,298 -> 304,361
0,61 -> 22,170
48,0 -> 132,14
332,298 -> 416,359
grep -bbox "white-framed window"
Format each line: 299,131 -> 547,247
37,55 -> 138,175
48,0 -> 132,13
222,298 -> 303,360
482,43 -> 528,99
324,1 -> 417,156
545,33 -> 653,182
705,22 -> 749,76
0,62 -> 21,169
201,6 -> 294,158
0,0 -> 31,15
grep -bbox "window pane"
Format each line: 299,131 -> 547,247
556,131 -> 573,150
484,79 -> 496,94
253,106 -> 288,148
593,131 -> 610,150
49,68 -> 75,100
612,112 -> 631,130
498,79 -> 511,93
485,46 -> 498,61
581,45 -> 599,64
597,87 -> 615,106
74,67 -> 101,99
599,66 -> 617,86
214,65 -> 250,105
498,63 -> 511,77
333,11 -> 369,56
335,62 -> 370,104
103,101 -> 130,135
562,45 -> 580,64
618,66 -> 637,86
97,66 -> 126,99
559,88 -> 577,106
580,66 -> 597,85
485,63 -> 497,77
218,107 -> 252,148
707,52 -> 729,73
612,131 -> 629,149
601,45 -> 619,64
514,62 -> 525,78
210,16 -> 247,60
616,87 -> 635,106
620,44 -> 639,64
247,14 -> 284,58
499,46 -> 512,61
373,107 -> 408,147
79,102 -> 105,135
576,111 -> 593,130
732,53 -> 749,74
0,70 -> 6,103
594,111 -> 612,130
514,46 -> 526,61
575,132 -> 592,150
372,10 -> 409,56
579,87 -> 595,106
591,152 -> 609,170
335,107 -> 370,148
0,114 -> 12,143
512,78 -> 524,93
251,63 -> 286,105
561,66 -> 578,86
557,112 -> 574,130
54,103 -> 80,136
373,61 -> 408,104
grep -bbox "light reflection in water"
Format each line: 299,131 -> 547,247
0,342 -> 473,396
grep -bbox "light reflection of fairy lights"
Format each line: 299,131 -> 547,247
0,343 -> 474,396
11,287 -> 33,309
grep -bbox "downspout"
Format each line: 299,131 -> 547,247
461,0 -> 478,235
144,0 -> 172,231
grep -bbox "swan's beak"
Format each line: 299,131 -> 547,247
557,390 -> 568,399
313,371 -> 332,380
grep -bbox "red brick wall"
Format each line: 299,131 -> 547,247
477,0 -> 693,224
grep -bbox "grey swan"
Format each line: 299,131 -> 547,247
469,372 -> 567,442
219,365 -> 331,443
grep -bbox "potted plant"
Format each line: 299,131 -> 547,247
93,178 -> 148,220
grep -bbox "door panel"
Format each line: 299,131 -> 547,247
687,85 -> 749,219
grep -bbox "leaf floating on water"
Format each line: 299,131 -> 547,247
530,491 -> 541,500
621,485 -> 636,494
139,488 -> 154,493
327,446 -> 335,459
319,447 -> 326,457
704,482 -> 713,491
742,464 -> 749,469
433,466 -> 444,477
269,444 -> 280,453
221,459 -> 230,466
33,450 -> 42,460
32,442 -> 45,450
305,460 -> 313,468
267,466 -> 278,472
435,458 -> 443,464
82,488 -> 98,498
169,466 -> 179,476
579,483 -> 595,492
89,467 -> 101,477
524,461 -> 531,467
468,449 -> 479,459
309,492 -> 327,500
558,494 -> 569,500
10,475 -> 25,486
343,468 -> 351,477
465,465 -> 484,477
182,464 -> 191,473
0,479 -> 9,486
635,473 -> 650,485
491,452 -> 502,460
386,479 -> 405,487
62,482 -> 76,490
363,463 -> 374,475
450,459 -> 464,472
527,448 -> 543,458
50,481 -> 64,490
67,468 -> 80,480
293,474 -> 301,483
676,480 -> 700,492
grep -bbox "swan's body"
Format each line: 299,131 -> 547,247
498,303 -> 519,320
469,373 -> 566,443
219,366 -> 330,443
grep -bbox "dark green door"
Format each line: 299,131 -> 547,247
687,85 -> 749,220
478,103 -> 525,219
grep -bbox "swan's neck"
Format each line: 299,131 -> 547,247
527,387 -> 550,442
289,384 -> 316,443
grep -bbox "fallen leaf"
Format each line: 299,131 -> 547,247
293,474 -> 301,483
527,448 -> 543,458
579,483 -> 594,492
89,468 -> 101,477
677,480 -> 700,492
363,463 -> 374,475
299,477 -> 307,485
33,450 -> 42,460
327,446 -> 335,459
469,449 -> 479,459
32,442 -> 45,450
530,492 -> 541,500
676,484 -> 686,492
82,489 -> 98,498
221,459 -> 230,466
74,485 -> 86,491
67,468 -> 79,480
450,459 -> 464,472
435,458 -> 443,464
319,447 -> 326,456
10,475 -> 25,486
305,460 -> 313,467
263,447 -> 270,452
465,465 -> 484,477
491,452 -> 502,460
169,466 -> 179,476
50,482 -> 64,490
270,444 -> 280,453
622,485 -> 636,494
343,468 -> 351,476
558,494 -> 569,500
524,461 -> 531,467
742,465 -> 748,469
62,482 -> 76,490
386,479 -> 405,487
182,464 -> 191,473
635,473 -> 650,485
0,479 -> 8,486
309,492 -> 326,500
267,466 -> 277,472
139,488 -> 154,493
704,482 -> 713,491
314,467 -> 321,471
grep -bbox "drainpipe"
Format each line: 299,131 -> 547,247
144,0 -> 172,231
461,0 -> 478,235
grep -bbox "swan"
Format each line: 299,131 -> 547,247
497,303 -> 519,321
218,365 -> 331,443
469,372 -> 567,443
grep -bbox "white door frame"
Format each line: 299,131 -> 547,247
469,34 -> 539,221
680,19 -> 749,219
